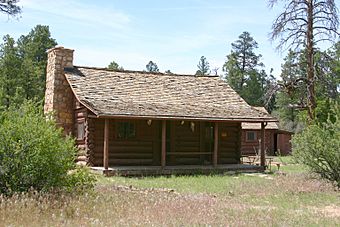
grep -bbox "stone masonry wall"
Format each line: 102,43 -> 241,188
44,47 -> 75,135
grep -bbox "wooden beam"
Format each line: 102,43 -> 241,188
260,122 -> 266,167
213,122 -> 219,167
103,119 -> 109,172
161,120 -> 166,168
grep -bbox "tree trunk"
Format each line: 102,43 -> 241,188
306,0 -> 316,122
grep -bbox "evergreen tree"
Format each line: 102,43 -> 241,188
146,61 -> 159,72
0,35 -> 22,109
269,0 -> 339,121
108,60 -> 124,70
223,31 -> 269,106
274,43 -> 340,131
0,0 -> 21,17
315,42 -> 340,101
0,25 -> 57,109
223,31 -> 264,93
17,25 -> 57,101
195,56 -> 210,76
275,50 -> 306,132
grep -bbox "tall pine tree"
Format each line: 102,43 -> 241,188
0,35 -> 22,109
0,25 -> 57,109
223,31 -> 269,107
17,25 -> 57,101
196,56 -> 210,76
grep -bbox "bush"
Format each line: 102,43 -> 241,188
65,166 -> 97,193
0,102 -> 95,195
292,105 -> 340,187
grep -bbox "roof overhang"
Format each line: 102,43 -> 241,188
88,113 -> 278,123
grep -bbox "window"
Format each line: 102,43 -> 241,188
117,122 -> 136,139
246,131 -> 257,142
77,122 -> 85,140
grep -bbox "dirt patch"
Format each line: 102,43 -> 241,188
310,205 -> 340,218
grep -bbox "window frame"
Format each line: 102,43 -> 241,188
246,131 -> 257,142
76,121 -> 85,140
116,121 -> 136,140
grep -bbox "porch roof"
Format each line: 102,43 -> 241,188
64,66 -> 277,122
241,107 -> 279,129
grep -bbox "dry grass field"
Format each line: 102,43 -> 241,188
0,157 -> 339,226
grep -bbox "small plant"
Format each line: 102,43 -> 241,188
292,104 -> 340,187
65,166 -> 97,193
0,101 -> 95,195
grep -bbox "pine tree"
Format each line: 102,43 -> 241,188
223,31 -> 269,106
17,25 -> 57,101
195,56 -> 210,76
108,60 -> 124,70
0,35 -> 22,109
146,61 -> 159,72
0,25 -> 57,109
0,0 -> 21,17
269,0 -> 339,121
275,50 -> 306,131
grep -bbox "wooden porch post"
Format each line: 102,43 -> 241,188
161,120 -> 166,168
103,119 -> 109,173
213,122 -> 219,167
260,122 -> 266,167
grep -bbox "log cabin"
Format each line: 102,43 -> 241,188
44,46 -> 277,175
241,107 -> 293,156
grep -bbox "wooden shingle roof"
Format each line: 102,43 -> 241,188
241,107 -> 279,129
64,66 -> 276,122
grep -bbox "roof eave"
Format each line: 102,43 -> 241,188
89,113 -> 278,122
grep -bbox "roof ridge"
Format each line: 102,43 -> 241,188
71,65 -> 219,78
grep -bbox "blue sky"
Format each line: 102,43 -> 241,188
1,0 -> 339,77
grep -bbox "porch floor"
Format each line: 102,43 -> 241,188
91,164 -> 264,176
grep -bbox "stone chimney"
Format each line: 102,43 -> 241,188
44,46 -> 75,135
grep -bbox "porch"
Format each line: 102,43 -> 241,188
91,164 -> 264,176
85,118 -> 268,175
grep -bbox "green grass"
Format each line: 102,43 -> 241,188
1,159 -> 339,226
98,173 -> 267,194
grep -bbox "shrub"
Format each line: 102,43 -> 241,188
65,166 -> 97,193
0,102 -> 95,195
292,104 -> 340,187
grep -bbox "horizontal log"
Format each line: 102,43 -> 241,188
167,152 -> 212,155
93,148 -> 153,154
218,158 -> 239,164
218,153 -> 238,159
93,159 -> 153,165
219,148 -> 238,153
220,142 -> 237,148
175,141 -> 200,146
76,143 -> 86,148
219,128 -> 239,133
171,147 -> 201,153
94,153 -> 153,158
172,158 -> 201,164
173,138 -> 200,143
94,140 -> 153,145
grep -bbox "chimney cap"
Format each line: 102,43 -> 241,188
47,46 -> 74,53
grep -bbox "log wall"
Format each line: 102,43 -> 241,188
240,130 -> 275,156
277,133 -> 292,155
167,121 -> 204,165
88,119 -> 242,167
92,119 -> 161,166
74,101 -> 89,165
218,122 -> 241,164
